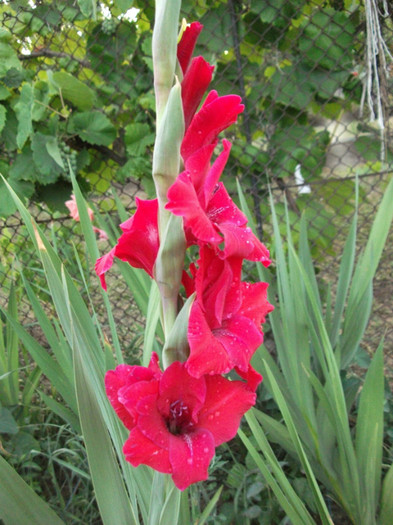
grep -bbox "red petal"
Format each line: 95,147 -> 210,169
187,301 -> 232,377
136,393 -> 171,450
181,93 -> 244,161
235,363 -> 263,392
120,198 -> 158,233
203,140 -> 232,204
169,428 -> 215,490
213,315 -> 263,372
184,142 -> 216,194
123,427 -> 172,473
157,361 -> 206,422
239,282 -> 274,325
198,375 -> 256,445
166,172 -> 221,245
95,247 -> 116,291
105,364 -> 137,430
182,56 -> 214,129
177,21 -> 203,74
195,247 -> 233,327
207,183 -> 247,227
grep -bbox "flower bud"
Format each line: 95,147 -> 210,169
153,0 -> 181,124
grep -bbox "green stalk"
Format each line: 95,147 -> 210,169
152,11 -> 186,350
153,0 -> 181,126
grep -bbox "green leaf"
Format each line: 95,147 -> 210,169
69,111 -> 116,146
125,123 -> 155,156
73,346 -> 138,525
77,0 -> 97,18
0,406 -> 18,434
0,176 -> 34,218
31,133 -> 63,183
354,136 -> 393,163
0,103 -> 6,133
0,41 -> 21,76
0,85 -> 11,101
380,462 -> 393,525
52,71 -> 96,110
355,342 -> 384,520
0,454 -> 65,525
9,147 -> 38,182
46,137 -> 65,169
299,8 -> 355,70
14,83 -> 34,149
115,0 -> 134,12
263,361 -> 334,525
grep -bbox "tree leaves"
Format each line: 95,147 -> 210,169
69,111 -> 117,146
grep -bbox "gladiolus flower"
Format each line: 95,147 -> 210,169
177,21 -> 203,74
66,194 -> 108,241
186,246 -> 273,378
95,197 -> 159,290
105,353 -> 257,490
166,140 -> 271,264
181,91 -> 244,162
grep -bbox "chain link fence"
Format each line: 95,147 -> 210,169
0,0 -> 392,357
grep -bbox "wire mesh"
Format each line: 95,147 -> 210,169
0,0 -> 392,355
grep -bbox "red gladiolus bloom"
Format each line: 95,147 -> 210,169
181,91 -> 244,162
166,140 -> 271,264
95,197 -> 159,290
186,246 -> 273,378
105,354 -> 256,490
181,56 -> 214,129
177,21 -> 203,74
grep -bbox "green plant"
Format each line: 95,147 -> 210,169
0,284 -> 41,436
237,174 -> 393,525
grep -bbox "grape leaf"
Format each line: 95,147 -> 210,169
125,122 -> 154,156
0,41 -> 21,77
14,83 -> 34,149
0,104 -> 6,134
46,137 -> 65,169
52,71 -> 95,111
69,111 -> 116,146
31,133 -> 63,183
9,146 -> 39,182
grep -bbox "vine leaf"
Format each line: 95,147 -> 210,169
0,104 -> 6,134
69,111 -> 116,146
14,84 -> 34,149
52,71 -> 95,111
46,137 -> 65,169
31,133 -> 63,183
0,40 -> 21,77
125,123 -> 155,156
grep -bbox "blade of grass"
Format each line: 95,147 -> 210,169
195,486 -> 223,525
